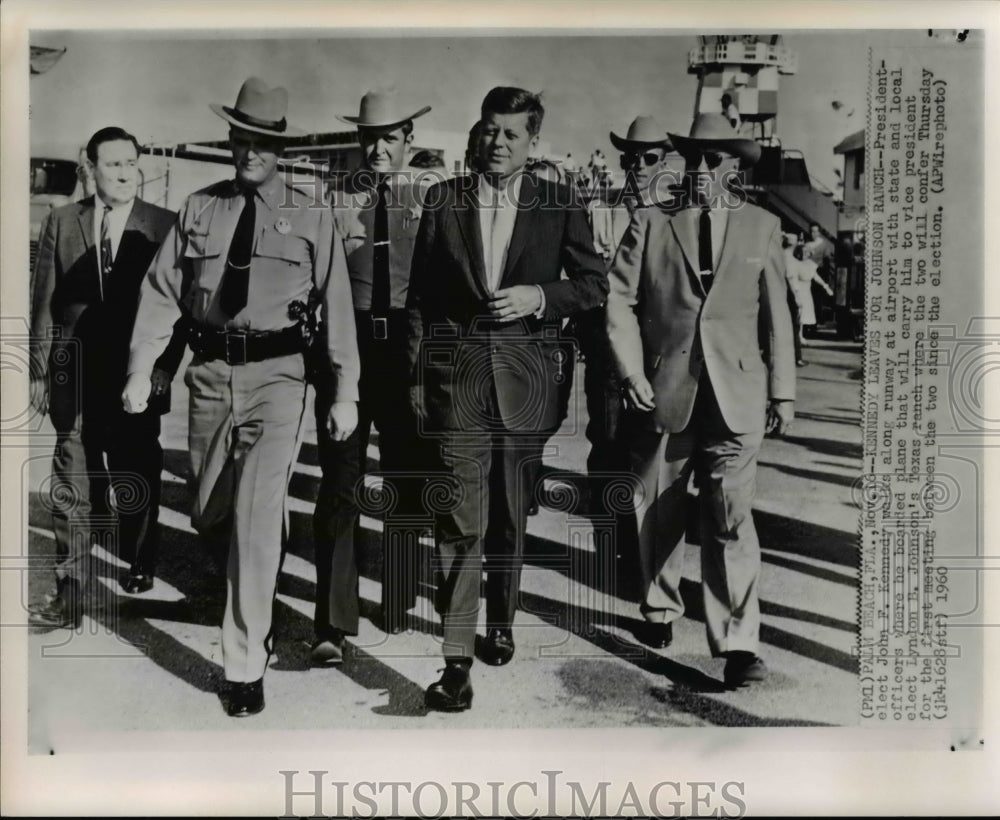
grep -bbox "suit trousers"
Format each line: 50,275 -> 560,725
184,354 -> 308,683
627,374 -> 764,657
48,388 -> 164,592
313,312 -> 435,638
434,416 -> 544,660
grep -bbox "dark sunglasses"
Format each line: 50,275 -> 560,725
681,150 -> 733,170
620,151 -> 663,170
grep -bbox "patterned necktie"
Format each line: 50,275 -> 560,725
219,189 -> 256,317
371,179 -> 390,317
100,204 -> 113,299
698,206 -> 714,294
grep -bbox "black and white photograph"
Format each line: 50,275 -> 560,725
1,2 -> 996,816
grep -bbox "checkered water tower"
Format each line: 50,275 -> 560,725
688,35 -> 798,140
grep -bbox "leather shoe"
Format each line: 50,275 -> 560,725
28,585 -> 83,630
637,621 -> 673,649
480,627 -> 515,666
723,652 -> 768,687
226,679 -> 265,717
310,631 -> 345,665
425,661 -> 473,712
122,572 -> 154,594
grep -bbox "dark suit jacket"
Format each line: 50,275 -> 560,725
30,196 -> 185,430
407,172 -> 608,433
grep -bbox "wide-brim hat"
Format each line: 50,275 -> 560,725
337,89 -> 431,130
668,112 -> 761,165
609,115 -> 672,152
210,76 -> 305,137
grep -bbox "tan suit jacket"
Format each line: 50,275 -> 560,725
606,202 -> 795,434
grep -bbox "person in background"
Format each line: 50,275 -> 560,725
788,243 -> 834,343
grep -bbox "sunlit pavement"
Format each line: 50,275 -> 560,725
24,337 -> 861,745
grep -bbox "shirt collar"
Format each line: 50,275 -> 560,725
477,171 -> 525,205
95,194 -> 134,215
237,172 -> 284,211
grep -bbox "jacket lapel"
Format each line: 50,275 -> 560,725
76,197 -> 96,253
113,199 -> 147,277
452,176 -> 489,297
501,172 -> 538,281
668,208 -> 704,295
714,204 -> 742,285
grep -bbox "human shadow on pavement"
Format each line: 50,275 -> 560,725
756,460 -> 859,488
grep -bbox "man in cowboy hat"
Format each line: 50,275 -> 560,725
407,86 -> 607,711
606,112 -> 796,687
579,115 -> 675,525
309,89 -> 436,665
123,77 -> 360,717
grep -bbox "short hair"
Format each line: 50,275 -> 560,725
809,222 -> 822,233
793,245 -> 804,260
86,127 -> 141,163
480,86 -> 545,136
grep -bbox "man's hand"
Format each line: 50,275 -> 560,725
766,399 -> 794,436
122,373 -> 152,414
327,400 -> 358,442
29,376 -> 49,416
150,368 -> 171,398
624,374 -> 656,412
488,285 -> 542,322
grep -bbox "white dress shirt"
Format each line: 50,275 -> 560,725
477,173 -> 523,293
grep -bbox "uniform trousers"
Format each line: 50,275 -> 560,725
312,310 -> 435,638
627,374 -> 764,656
184,353 -> 308,683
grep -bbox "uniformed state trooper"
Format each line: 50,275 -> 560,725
309,90 -> 437,665
122,77 -> 360,717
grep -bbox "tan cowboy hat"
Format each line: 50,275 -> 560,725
337,89 -> 431,130
668,112 -> 761,165
210,77 -> 305,137
609,115 -> 672,152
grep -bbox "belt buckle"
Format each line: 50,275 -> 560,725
225,331 -> 248,365
372,316 -> 388,341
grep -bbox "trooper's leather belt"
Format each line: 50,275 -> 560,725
188,323 -> 304,366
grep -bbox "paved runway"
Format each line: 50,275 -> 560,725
24,337 -> 861,745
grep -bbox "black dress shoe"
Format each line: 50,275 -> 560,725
636,621 -> 673,649
310,631 -> 345,665
226,679 -> 265,717
480,627 -> 515,666
425,661 -> 473,712
723,652 -> 768,687
122,572 -> 154,594
28,595 -> 82,630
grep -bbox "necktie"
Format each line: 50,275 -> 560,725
219,189 -> 256,317
698,206 -> 714,294
100,204 -> 113,299
372,180 -> 390,317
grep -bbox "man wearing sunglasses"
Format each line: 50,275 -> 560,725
581,116 -> 674,527
606,113 -> 796,688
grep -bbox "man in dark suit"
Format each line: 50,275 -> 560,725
606,113 -> 796,687
407,87 -> 608,711
29,126 -> 186,628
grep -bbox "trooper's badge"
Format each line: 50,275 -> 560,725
275,217 -> 291,235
